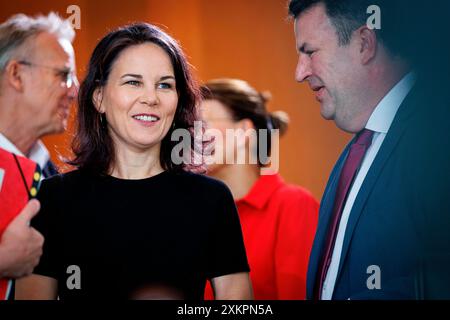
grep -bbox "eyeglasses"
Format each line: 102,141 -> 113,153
18,60 -> 78,88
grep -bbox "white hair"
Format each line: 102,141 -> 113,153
0,12 -> 75,72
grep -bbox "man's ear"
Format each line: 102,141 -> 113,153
358,26 -> 378,65
92,87 -> 105,113
4,60 -> 25,92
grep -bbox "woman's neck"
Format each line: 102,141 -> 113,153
111,144 -> 163,179
209,164 -> 260,200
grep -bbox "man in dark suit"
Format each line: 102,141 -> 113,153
289,0 -> 450,299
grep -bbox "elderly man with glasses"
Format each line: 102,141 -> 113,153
0,12 -> 78,293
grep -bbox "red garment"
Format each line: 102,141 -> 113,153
205,174 -> 318,300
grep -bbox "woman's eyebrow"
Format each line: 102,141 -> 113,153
121,73 -> 143,79
160,75 -> 175,81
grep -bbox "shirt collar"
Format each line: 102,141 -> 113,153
365,72 -> 416,134
236,173 -> 284,210
0,133 -> 50,169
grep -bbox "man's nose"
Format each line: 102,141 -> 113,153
67,75 -> 79,100
295,55 -> 312,83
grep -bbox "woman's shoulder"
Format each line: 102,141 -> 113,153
40,169 -> 92,191
268,176 -> 318,209
43,169 -> 85,182
278,182 -> 316,201
170,170 -> 232,196
37,170 -> 92,210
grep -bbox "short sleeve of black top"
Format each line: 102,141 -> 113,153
32,169 -> 249,300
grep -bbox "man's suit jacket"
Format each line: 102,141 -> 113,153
307,84 -> 450,300
42,160 -> 58,178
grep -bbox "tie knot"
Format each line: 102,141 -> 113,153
354,129 -> 374,147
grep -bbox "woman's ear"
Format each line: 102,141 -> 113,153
235,118 -> 255,149
236,118 -> 254,131
92,87 -> 105,113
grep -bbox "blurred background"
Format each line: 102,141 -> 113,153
0,0 -> 350,199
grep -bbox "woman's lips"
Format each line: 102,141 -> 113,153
132,114 -> 160,127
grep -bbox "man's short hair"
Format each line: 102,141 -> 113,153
0,12 -> 75,73
288,0 -> 414,59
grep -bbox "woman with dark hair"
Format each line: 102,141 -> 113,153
15,24 -> 252,300
201,79 -> 318,299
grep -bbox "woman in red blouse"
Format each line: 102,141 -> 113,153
200,78 -> 319,300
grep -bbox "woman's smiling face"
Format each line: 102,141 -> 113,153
95,42 -> 178,153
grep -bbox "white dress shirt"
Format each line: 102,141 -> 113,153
0,133 -> 50,173
321,72 -> 416,300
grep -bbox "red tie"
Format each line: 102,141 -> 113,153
314,129 -> 374,300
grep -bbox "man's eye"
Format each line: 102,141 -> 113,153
58,71 -> 69,81
306,50 -> 315,57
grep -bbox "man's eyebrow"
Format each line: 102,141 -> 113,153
121,73 -> 143,79
59,67 -> 71,73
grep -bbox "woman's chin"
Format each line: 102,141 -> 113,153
124,139 -> 161,151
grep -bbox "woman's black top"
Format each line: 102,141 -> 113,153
32,169 -> 249,300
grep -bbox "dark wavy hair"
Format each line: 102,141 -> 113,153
69,23 -> 201,174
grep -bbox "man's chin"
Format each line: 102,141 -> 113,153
319,105 -> 335,121
53,120 -> 67,135
60,114 -> 70,127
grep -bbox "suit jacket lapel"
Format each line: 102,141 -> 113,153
335,89 -> 420,284
42,160 -> 58,178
